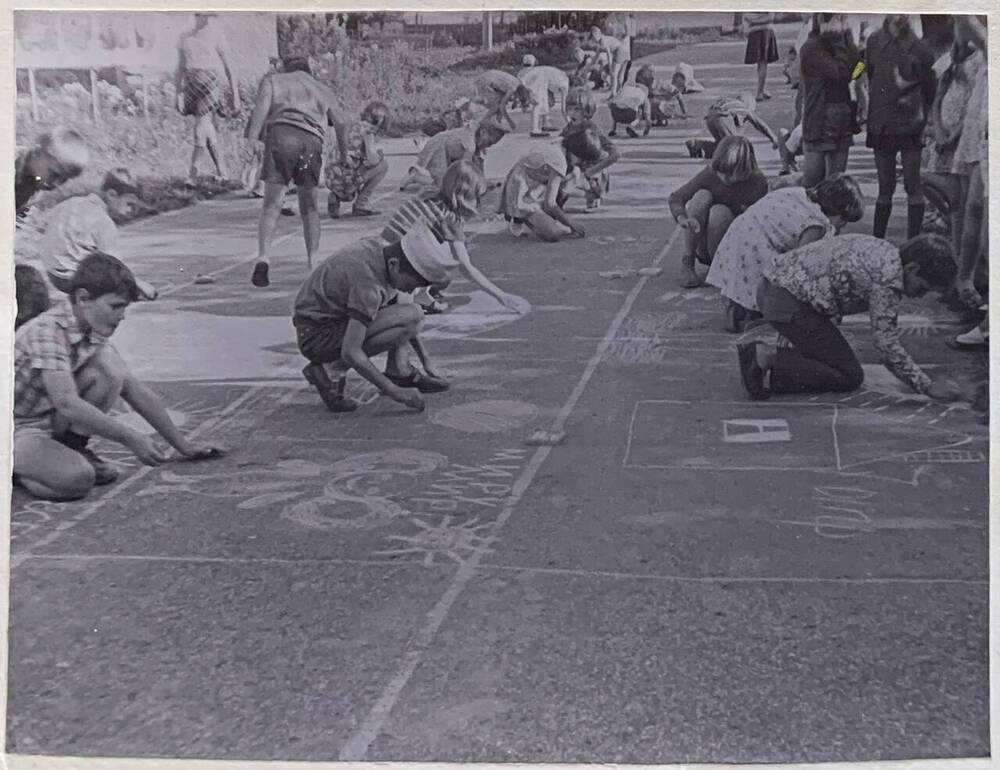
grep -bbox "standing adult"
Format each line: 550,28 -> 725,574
743,12 -> 779,102
798,13 -> 860,188
866,14 -> 937,240
244,56 -> 342,289
175,12 -> 242,182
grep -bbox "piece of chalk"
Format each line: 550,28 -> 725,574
599,270 -> 634,279
637,267 -> 663,276
525,429 -> 566,446
194,274 -> 215,284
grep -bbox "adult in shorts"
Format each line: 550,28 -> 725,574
244,56 -> 342,288
175,12 -> 241,182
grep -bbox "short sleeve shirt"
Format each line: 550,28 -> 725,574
13,300 -> 108,422
479,70 -> 520,95
417,127 -> 476,184
614,82 -> 649,110
293,238 -> 395,327
38,194 -> 118,275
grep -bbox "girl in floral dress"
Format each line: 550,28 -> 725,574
706,174 -> 865,332
325,102 -> 390,218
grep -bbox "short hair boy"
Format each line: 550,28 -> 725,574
293,223 -> 458,413
13,252 -> 223,501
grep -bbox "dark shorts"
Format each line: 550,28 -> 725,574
262,123 -> 324,188
866,132 -> 924,153
804,102 -> 854,153
183,69 -> 221,117
295,316 -> 349,364
610,104 -> 639,124
744,28 -> 779,64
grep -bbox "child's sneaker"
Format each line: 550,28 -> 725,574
685,139 -> 699,158
251,261 -> 269,288
626,125 -> 640,139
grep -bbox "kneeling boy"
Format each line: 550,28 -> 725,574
13,252 -> 223,501
294,223 -> 456,413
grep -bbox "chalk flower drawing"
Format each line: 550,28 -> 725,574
374,516 -> 496,566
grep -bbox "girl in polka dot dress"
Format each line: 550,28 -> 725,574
706,174 -> 865,332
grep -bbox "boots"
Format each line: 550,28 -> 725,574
873,202 -> 892,239
906,203 -> 925,240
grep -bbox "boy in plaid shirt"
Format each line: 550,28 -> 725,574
13,252 -> 223,501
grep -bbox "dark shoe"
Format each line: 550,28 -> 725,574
352,207 -> 379,217
327,200 -> 341,218
642,123 -> 651,137
280,205 -> 296,217
302,364 -> 358,413
608,129 -> 618,137
626,126 -> 639,139
251,261 -> 270,288
385,368 -> 450,393
725,300 -> 747,333
420,299 -> 449,315
58,432 -> 118,485
529,131 -> 551,139
685,139 -> 699,158
737,342 -> 770,400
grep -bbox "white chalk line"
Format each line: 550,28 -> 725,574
9,374 -> 306,570
18,552 -> 987,587
337,226 -> 682,761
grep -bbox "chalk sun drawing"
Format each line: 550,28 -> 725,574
420,290 -> 529,340
281,449 -> 450,531
374,516 -> 496,566
429,400 -> 539,434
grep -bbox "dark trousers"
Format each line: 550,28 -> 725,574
759,281 -> 864,394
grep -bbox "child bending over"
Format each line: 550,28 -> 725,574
293,224 -> 457,413
13,252 -> 223,500
499,144 -> 584,242
325,101 -> 390,218
385,159 -> 523,314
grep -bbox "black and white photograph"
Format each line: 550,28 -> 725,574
6,7 -> 992,766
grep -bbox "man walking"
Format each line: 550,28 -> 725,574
244,56 -> 342,288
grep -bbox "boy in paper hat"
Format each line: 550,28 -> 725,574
293,222 -> 458,413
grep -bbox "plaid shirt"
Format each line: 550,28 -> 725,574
13,300 -> 109,422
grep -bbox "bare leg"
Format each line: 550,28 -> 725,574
756,61 -> 768,98
201,117 -> 226,178
361,303 -> 424,376
257,182 -> 286,264
297,186 -> 321,269
706,204 -> 735,263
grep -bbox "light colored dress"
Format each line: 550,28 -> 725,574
925,48 -> 984,173
951,55 -> 988,182
499,143 -> 568,220
706,186 -> 834,311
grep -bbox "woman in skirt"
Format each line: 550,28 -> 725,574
744,12 -> 779,101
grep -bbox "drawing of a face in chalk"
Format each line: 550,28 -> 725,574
281,449 -> 450,531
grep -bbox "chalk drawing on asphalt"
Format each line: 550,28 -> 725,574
622,399 -> 985,486
281,449 -> 450,531
430,400 -> 539,434
420,290 -> 529,341
374,516 -> 496,566
9,499 -> 60,546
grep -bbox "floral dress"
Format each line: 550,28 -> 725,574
325,119 -> 377,202
706,187 -> 834,311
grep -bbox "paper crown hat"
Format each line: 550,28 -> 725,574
400,223 -> 460,285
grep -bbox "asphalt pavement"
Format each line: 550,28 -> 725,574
6,36 -> 990,765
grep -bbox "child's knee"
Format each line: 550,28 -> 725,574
401,302 -> 424,330
686,189 -> 713,217
708,204 -> 734,228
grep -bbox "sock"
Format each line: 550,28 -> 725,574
906,203 -> 925,240
873,202 -> 892,239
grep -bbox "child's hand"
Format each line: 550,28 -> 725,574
440,217 -> 465,243
389,385 -> 425,412
679,216 -> 701,235
179,444 -> 227,461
